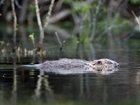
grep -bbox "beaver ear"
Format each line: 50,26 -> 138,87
97,61 -> 102,65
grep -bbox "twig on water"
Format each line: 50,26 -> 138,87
35,0 -> 44,45
131,11 -> 140,27
43,0 -> 55,29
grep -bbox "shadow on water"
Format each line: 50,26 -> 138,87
0,26 -> 140,105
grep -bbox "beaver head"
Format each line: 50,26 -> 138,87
92,58 -> 120,74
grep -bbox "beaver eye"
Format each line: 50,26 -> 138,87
97,61 -> 102,64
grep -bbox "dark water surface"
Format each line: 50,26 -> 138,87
0,49 -> 140,105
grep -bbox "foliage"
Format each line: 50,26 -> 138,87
28,5 -> 36,15
63,0 -> 131,42
130,0 -> 140,4
72,1 -> 91,13
29,33 -> 35,47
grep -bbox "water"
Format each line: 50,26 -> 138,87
0,49 -> 140,105
0,26 -> 140,105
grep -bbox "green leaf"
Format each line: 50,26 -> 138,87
29,33 -> 35,40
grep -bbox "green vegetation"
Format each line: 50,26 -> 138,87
130,0 -> 140,4
0,0 -> 139,57
29,33 -> 35,47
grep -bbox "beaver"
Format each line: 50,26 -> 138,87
23,58 -> 120,75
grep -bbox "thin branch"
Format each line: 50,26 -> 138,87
15,0 -> 22,9
55,32 -> 62,47
90,0 -> 103,41
117,0 -> 129,12
55,32 -> 66,51
47,9 -> 71,24
54,0 -> 63,12
35,0 -> 44,45
43,0 -> 55,29
131,11 -> 140,27
11,0 -> 17,44
11,0 -> 17,30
